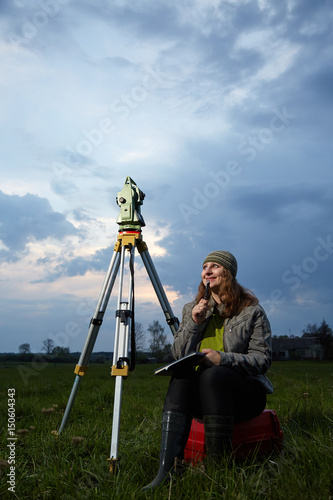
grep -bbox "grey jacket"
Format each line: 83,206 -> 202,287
171,299 -> 273,394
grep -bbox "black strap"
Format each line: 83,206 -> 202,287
128,244 -> 136,371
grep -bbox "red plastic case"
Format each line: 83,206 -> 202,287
184,409 -> 283,462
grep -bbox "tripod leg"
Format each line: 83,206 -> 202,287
138,241 -> 179,335
109,375 -> 124,473
109,245 -> 134,470
58,247 -> 121,434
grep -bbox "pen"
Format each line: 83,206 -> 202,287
204,281 -> 210,299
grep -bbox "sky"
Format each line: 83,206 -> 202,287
0,0 -> 332,355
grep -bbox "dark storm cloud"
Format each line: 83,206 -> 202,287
0,191 -> 78,262
149,177 -> 333,295
231,183 -> 333,227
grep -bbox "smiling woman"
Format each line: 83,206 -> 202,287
143,250 -> 273,490
196,251 -> 259,319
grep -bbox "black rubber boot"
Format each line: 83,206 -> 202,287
143,411 -> 191,490
203,415 -> 234,461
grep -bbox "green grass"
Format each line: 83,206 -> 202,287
0,361 -> 332,499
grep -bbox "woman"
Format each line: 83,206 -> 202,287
144,250 -> 273,490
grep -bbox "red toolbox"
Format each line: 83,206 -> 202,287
184,409 -> 283,462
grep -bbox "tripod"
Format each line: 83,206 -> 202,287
58,178 -> 179,472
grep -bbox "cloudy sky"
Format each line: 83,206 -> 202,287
0,0 -> 332,355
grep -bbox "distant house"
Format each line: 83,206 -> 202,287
272,337 -> 323,361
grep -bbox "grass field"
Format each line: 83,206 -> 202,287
0,360 -> 332,499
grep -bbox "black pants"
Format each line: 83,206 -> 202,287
163,365 -> 266,422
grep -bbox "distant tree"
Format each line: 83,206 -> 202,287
148,320 -> 168,359
52,346 -> 71,356
134,322 -> 146,352
301,323 -> 318,337
19,343 -> 31,354
42,338 -> 55,355
317,319 -> 333,360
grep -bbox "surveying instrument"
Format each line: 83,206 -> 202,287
58,177 -> 179,472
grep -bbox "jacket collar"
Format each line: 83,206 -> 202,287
207,297 -> 226,318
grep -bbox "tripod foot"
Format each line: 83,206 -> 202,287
108,458 -> 119,474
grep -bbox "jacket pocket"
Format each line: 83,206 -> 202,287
226,313 -> 251,332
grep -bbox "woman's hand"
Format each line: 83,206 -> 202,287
201,348 -> 222,366
192,299 -> 209,324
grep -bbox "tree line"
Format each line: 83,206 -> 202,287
1,320 -> 172,363
3,319 -> 333,363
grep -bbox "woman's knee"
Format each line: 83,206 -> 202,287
199,365 -> 235,386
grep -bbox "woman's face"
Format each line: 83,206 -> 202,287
201,262 -> 225,292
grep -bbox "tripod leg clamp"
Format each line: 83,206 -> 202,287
111,365 -> 129,377
111,357 -> 130,377
74,365 -> 88,376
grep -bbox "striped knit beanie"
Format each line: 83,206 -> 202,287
203,251 -> 238,277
